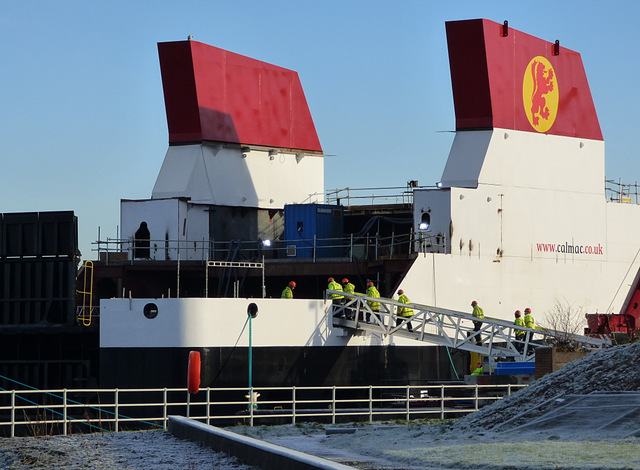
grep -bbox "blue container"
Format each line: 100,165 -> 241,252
283,204 -> 344,258
494,362 -> 535,375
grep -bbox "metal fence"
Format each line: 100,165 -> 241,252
94,232 -> 419,263
0,383 -> 527,437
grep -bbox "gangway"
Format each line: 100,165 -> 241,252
328,291 -> 611,362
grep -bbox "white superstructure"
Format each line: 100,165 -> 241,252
406,128 -> 640,321
98,20 -> 640,391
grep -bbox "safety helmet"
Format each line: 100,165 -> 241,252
515,310 -> 521,316
367,281 -> 374,287
289,281 -> 296,288
398,289 -> 404,295
471,300 -> 477,306
328,277 -> 334,282
342,278 -> 349,284
525,307 -> 531,313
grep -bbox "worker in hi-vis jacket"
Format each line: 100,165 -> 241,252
471,300 -> 484,345
396,289 -> 414,332
281,281 -> 295,299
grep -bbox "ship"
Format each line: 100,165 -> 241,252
2,18 -> 639,392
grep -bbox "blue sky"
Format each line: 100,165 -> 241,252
2,1 -> 639,259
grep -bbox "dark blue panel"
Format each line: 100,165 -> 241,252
283,204 -> 344,258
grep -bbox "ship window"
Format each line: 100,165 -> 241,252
419,213 -> 431,231
143,303 -> 158,319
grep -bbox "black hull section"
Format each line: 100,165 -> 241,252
100,345 -> 469,388
0,329 -> 99,390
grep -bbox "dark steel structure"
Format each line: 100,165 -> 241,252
0,211 -> 99,390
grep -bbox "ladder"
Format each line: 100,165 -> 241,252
77,260 -> 94,326
328,291 -> 611,361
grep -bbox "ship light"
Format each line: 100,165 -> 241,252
262,239 -> 272,247
419,213 -> 431,231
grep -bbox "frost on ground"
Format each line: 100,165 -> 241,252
229,420 -> 640,470
0,430 -> 256,470
2,342 -> 640,470
229,341 -> 640,470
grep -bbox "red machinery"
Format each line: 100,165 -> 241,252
585,291 -> 640,342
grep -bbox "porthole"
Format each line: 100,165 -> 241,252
143,303 -> 159,319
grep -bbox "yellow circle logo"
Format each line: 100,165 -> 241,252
522,56 -> 558,132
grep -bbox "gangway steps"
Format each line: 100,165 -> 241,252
333,316 -> 527,357
327,291 -> 610,361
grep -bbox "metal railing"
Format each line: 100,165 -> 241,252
325,185 -> 429,207
606,178 -> 640,204
329,292 -> 611,361
0,383 -> 526,436
93,232 -> 417,263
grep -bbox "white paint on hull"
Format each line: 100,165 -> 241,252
100,297 -> 421,348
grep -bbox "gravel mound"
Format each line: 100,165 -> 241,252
454,341 -> 640,431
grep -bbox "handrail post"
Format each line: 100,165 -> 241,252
474,385 -> 479,411
350,233 -> 354,262
331,386 -> 336,424
375,234 -> 379,260
390,231 -> 394,257
369,385 -> 373,422
163,388 -> 168,429
249,387 -> 254,427
205,260 -> 209,298
440,385 -> 445,419
63,389 -> 68,436
114,388 -> 119,432
405,385 -> 410,422
10,390 -> 15,437
291,386 -> 296,424
206,388 -> 211,425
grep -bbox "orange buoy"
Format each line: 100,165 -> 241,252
187,351 -> 201,394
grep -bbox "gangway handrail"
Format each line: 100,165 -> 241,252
327,291 -> 611,361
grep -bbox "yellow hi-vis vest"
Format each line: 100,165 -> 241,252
398,294 -> 413,317
281,286 -> 293,299
366,286 -> 380,311
328,281 -> 344,299
472,305 -> 484,319
524,313 -> 535,329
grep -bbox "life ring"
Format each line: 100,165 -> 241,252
187,351 -> 201,394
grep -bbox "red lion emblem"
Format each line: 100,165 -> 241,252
529,60 -> 555,125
